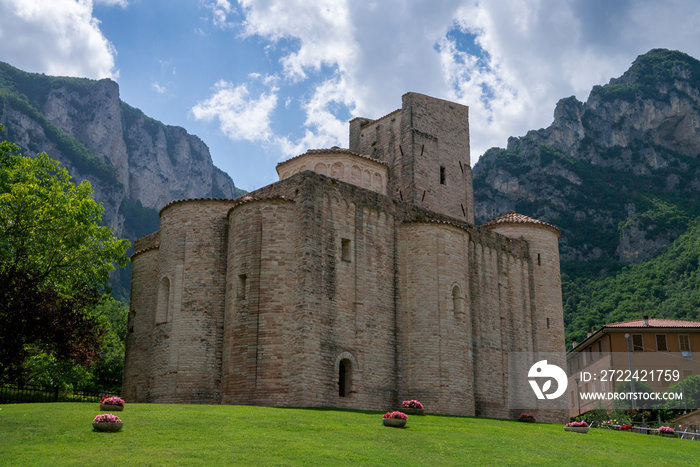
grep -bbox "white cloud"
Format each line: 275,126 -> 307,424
224,0 -> 700,167
94,0 -> 127,7
0,0 -> 117,79
152,82 -> 166,94
207,0 -> 234,29
192,78 -> 278,143
238,0 -> 357,80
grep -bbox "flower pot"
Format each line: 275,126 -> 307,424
401,408 -> 424,415
564,426 -> 589,433
659,433 -> 677,438
519,418 -> 536,423
100,404 -> 123,411
92,422 -> 123,432
383,418 -> 407,428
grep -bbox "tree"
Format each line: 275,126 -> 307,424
0,127 -> 130,381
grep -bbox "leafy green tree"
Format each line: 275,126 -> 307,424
665,375 -> 700,411
21,299 -> 128,391
0,127 -> 130,381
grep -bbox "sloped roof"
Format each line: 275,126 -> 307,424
481,210 -> 561,236
606,318 -> 700,328
276,147 -> 388,168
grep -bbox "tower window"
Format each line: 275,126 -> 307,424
341,238 -> 351,262
339,359 -> 352,397
452,285 -> 463,314
156,277 -> 170,324
238,274 -> 247,300
440,166 -> 446,185
537,253 -> 541,266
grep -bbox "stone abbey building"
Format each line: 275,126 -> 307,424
123,93 -> 566,422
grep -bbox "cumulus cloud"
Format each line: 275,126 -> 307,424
192,78 -> 278,143
207,0 -> 235,29
238,0 -> 357,80
214,0 -> 700,166
0,0 -> 117,79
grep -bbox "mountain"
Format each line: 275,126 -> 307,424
0,61 -> 245,244
474,49 -> 700,277
472,49 -> 700,341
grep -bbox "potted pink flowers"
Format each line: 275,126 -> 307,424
92,413 -> 123,432
382,411 -> 408,428
564,421 -> 589,433
518,413 -> 536,423
400,400 -> 424,415
100,396 -> 125,412
658,426 -> 676,438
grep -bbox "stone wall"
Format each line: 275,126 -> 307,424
123,93 -> 566,423
350,92 -> 475,224
276,149 -> 389,195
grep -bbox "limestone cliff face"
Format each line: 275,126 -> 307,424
473,49 -> 700,274
0,61 -> 243,241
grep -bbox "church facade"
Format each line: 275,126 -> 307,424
123,92 -> 567,422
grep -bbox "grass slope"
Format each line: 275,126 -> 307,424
1,404 -> 698,465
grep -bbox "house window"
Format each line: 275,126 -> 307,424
339,359 -> 352,397
341,238 -> 351,262
680,334 -> 692,358
656,334 -> 668,352
597,341 -> 602,356
440,166 -> 446,185
632,334 -> 644,352
238,274 -> 247,300
156,277 -> 170,324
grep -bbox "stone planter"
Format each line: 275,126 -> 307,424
100,404 -> 124,411
383,418 -> 407,428
564,426 -> 589,433
401,408 -> 424,415
92,422 -> 123,432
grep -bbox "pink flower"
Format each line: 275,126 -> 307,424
401,400 -> 424,409
383,411 -> 408,420
101,396 -> 125,406
93,414 -> 122,423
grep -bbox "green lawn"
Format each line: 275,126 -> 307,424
1,403 -> 697,466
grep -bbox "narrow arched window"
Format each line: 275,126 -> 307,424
339,359 -> 352,397
452,285 -> 463,314
156,277 -> 170,324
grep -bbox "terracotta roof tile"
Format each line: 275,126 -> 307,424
276,147 -> 388,168
606,318 -> 700,328
159,197 -> 236,215
481,210 -> 561,236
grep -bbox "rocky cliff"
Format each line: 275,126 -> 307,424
0,61 -> 244,242
473,49 -> 700,277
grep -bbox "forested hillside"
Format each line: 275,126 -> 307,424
472,49 -> 700,342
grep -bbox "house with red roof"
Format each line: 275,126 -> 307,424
566,317 -> 700,417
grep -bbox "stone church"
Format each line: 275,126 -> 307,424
123,92 -> 567,422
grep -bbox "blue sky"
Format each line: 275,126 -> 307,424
1,0 -> 700,192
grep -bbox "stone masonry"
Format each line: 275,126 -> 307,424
123,92 -> 568,422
